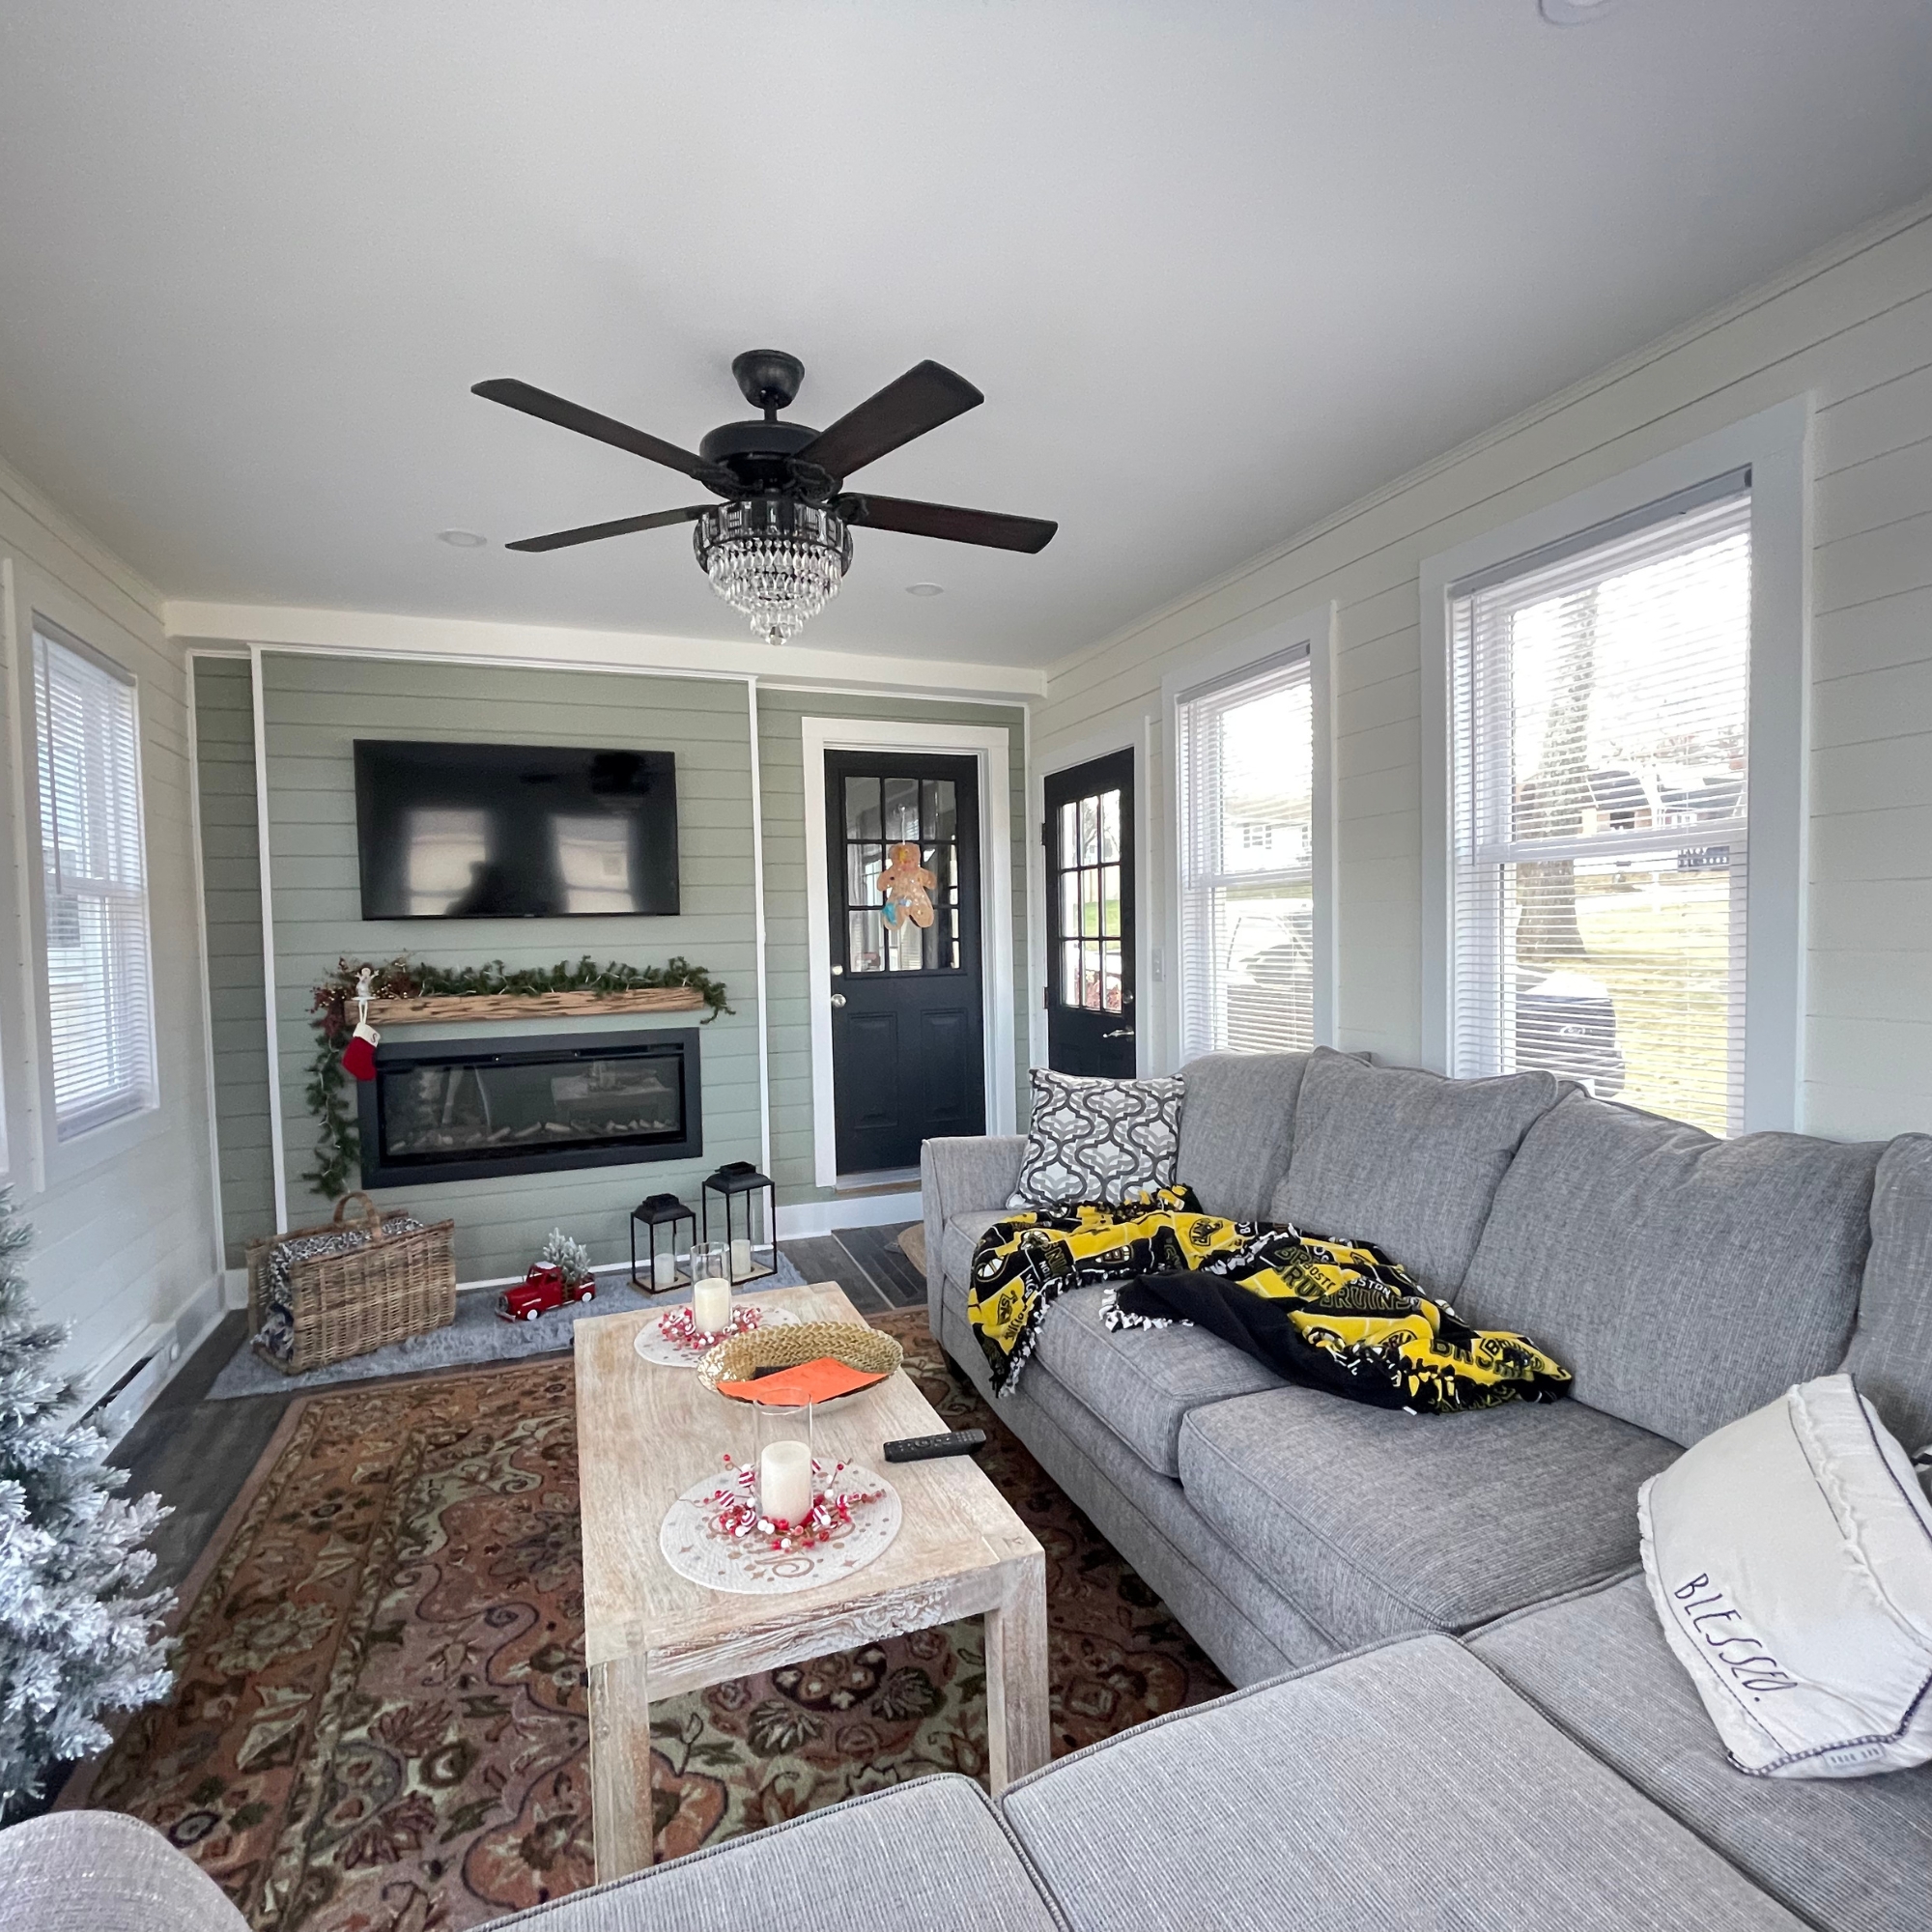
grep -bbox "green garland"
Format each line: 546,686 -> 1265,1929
305,955 -> 732,1202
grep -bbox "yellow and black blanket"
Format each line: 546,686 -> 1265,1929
966,1186 -> 1570,1414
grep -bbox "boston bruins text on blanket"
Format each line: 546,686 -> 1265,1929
965,1185 -> 1569,1414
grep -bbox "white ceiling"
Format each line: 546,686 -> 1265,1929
0,3 -> 1928,670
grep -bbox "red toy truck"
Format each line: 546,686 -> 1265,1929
497,1263 -> 596,1322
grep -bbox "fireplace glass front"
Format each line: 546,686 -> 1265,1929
357,1028 -> 701,1187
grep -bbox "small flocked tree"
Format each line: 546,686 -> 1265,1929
0,1188 -> 172,1818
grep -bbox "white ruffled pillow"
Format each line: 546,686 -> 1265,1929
1638,1373 -> 1932,1778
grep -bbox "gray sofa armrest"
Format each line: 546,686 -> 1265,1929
921,1134 -> 1025,1338
0,1810 -> 251,1932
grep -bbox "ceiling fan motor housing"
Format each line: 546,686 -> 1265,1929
695,497 -> 852,570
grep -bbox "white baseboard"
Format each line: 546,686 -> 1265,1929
776,1190 -> 921,1238
83,1270 -> 230,1449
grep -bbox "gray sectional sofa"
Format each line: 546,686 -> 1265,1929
7,1047 -> 1928,1929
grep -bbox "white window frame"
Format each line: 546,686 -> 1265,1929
1420,398 -> 1810,1132
1160,603 -> 1337,1072
24,606 -> 161,1151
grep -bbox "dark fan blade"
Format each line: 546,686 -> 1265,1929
505,505 -> 710,553
838,493 -> 1057,554
795,361 -> 983,479
473,378 -> 724,485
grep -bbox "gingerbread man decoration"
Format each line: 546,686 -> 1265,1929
877,841 -> 936,928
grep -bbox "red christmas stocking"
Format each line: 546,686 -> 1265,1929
342,1022 -> 380,1081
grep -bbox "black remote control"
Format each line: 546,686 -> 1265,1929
883,1429 -> 986,1463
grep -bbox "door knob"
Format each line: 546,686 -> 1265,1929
830,993 -> 847,1009
1100,1026 -> 1135,1039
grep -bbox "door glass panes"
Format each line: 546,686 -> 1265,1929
1055,785 -> 1123,1011
840,773 -> 960,973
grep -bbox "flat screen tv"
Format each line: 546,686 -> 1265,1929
354,740 -> 679,919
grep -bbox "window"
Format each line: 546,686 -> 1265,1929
1176,650 -> 1314,1058
1448,477 -> 1750,1135
32,619 -> 157,1139
1053,784 -> 1124,1014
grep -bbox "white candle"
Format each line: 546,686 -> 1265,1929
759,1438 -> 813,1527
691,1277 -> 731,1336
652,1252 -> 677,1291
730,1236 -> 753,1280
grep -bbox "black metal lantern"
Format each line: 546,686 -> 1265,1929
701,1161 -> 777,1284
630,1192 -> 696,1294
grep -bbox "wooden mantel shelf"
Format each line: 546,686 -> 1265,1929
366,987 -> 706,1026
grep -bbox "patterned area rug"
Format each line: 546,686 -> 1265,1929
71,1311 -> 1230,1931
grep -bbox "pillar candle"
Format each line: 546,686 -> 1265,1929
692,1277 -> 731,1336
652,1251 -> 677,1291
730,1236 -> 753,1280
758,1438 -> 813,1527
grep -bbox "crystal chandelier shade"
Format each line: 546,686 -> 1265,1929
695,498 -> 853,647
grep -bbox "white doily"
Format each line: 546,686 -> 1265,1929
658,1464 -> 902,1595
632,1302 -> 801,1370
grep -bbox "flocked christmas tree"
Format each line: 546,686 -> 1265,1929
0,1187 -> 172,1817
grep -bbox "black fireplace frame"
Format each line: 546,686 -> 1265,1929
357,1027 -> 702,1188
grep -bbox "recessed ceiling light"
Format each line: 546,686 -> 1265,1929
905,582 -> 944,597
437,528 -> 488,548
1540,0 -> 1614,20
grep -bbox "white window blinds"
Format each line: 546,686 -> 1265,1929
1448,480 -> 1751,1136
1177,649 -> 1314,1060
33,620 -> 157,1139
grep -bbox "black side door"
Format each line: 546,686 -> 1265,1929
826,751 -> 985,1175
1045,748 -> 1136,1077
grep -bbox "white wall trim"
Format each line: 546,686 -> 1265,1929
165,600 -> 1045,703
746,677 -> 773,1178
184,652 -> 228,1278
249,643 -> 290,1228
0,555 -> 48,1193
1030,716 -> 1156,1074
777,1189 -> 923,1239
800,716 -> 1016,1187
1417,395 -> 1811,1130
1157,603 -> 1337,1074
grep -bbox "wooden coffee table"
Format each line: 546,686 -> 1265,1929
574,1281 -> 1050,1879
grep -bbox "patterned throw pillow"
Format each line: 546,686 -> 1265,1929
1009,1067 -> 1185,1208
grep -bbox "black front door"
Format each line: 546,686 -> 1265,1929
1045,748 -> 1136,1076
826,751 -> 985,1175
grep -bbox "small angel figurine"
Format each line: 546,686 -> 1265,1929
877,841 -> 936,928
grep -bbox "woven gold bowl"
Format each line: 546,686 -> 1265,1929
697,1319 -> 903,1404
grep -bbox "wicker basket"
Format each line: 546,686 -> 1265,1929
245,1192 -> 457,1375
697,1320 -> 903,1399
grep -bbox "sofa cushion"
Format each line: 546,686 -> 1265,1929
1009,1066 -> 1184,1208
1028,1283 -> 1285,1477
1174,1049 -> 1311,1221
1459,1090 -> 1883,1447
0,1810 -> 251,1932
999,1633 -> 1801,1931
1178,1383 -> 1677,1648
491,1776 -> 1059,1932
1272,1047 -> 1560,1293
1474,1576 -> 1932,1932
939,1207 -> 1009,1295
1846,1132 -> 1932,1452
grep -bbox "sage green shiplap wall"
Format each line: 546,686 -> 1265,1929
191,657 -> 274,1265
755,690 -> 1029,1203
259,652 -> 763,1283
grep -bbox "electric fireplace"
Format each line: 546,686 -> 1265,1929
357,1028 -> 701,1187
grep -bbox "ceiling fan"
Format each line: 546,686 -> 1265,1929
472,351 -> 1058,645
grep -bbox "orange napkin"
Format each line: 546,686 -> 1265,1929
716,1356 -> 888,1405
